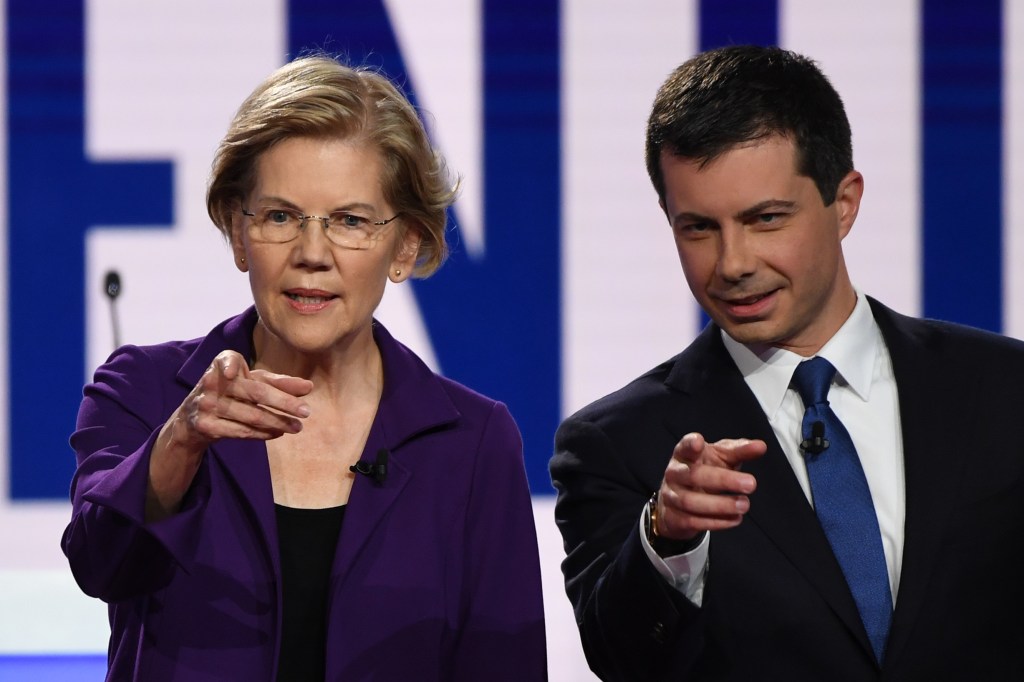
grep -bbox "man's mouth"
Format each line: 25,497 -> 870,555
716,289 -> 778,317
728,292 -> 770,305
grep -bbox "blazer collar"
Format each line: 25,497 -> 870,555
175,307 -> 461,448
332,320 -> 462,586
175,309 -> 279,572
371,319 -> 461,449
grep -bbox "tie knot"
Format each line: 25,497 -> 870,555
791,356 -> 837,406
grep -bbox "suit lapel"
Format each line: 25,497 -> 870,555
869,300 -> 981,666
210,438 -> 281,574
330,322 -> 461,588
664,326 -> 873,655
330,417 -> 413,588
173,309 -> 283,577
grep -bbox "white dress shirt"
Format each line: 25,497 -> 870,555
642,292 -> 906,607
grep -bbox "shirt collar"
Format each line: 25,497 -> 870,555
721,291 -> 881,419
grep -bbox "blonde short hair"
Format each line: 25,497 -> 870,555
207,55 -> 456,277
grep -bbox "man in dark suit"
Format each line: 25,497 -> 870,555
550,45 -> 1024,681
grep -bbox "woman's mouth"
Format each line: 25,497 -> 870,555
284,289 -> 337,311
286,292 -> 334,304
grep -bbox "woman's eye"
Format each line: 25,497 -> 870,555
333,212 -> 368,228
266,210 -> 292,224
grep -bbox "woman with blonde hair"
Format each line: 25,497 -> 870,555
63,55 -> 546,681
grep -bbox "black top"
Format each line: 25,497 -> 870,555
275,503 -> 346,682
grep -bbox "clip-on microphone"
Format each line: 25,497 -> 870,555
800,421 -> 830,456
350,448 -> 389,485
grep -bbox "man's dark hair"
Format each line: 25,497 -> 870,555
645,45 -> 853,206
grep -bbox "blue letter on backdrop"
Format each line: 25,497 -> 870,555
6,0 -> 173,498
288,0 -> 562,494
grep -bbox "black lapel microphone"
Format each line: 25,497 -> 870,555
800,421 -> 830,456
350,448 -> 389,485
104,270 -> 122,350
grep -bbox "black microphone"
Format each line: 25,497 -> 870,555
104,270 -> 122,350
350,448 -> 389,485
800,421 -> 830,456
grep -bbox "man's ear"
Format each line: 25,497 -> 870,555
834,170 -> 864,239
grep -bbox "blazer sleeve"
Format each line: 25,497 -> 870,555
551,413 -> 705,681
451,401 -> 548,681
61,345 -> 210,602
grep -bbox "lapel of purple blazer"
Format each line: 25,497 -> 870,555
331,321 -> 460,588
172,308 -> 282,576
866,297 -> 980,669
662,324 -> 872,657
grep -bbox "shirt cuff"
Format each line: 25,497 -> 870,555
638,507 -> 710,607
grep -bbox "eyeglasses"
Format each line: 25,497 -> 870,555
241,206 -> 402,250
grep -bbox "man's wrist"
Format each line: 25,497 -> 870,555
645,491 -> 706,557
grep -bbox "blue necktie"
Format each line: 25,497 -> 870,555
792,357 -> 893,663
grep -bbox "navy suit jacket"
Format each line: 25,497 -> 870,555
551,298 -> 1024,681
63,308 -> 547,681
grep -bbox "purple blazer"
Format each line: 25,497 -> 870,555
62,308 -> 547,681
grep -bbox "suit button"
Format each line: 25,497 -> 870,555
650,621 -> 666,644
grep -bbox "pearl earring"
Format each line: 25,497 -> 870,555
394,269 -> 402,277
